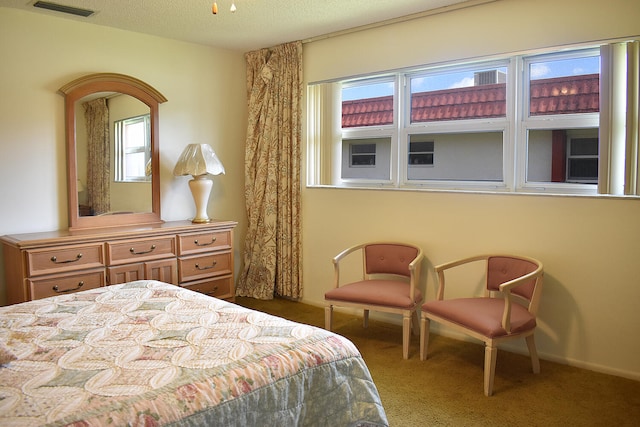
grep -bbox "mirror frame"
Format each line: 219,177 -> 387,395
59,73 -> 167,230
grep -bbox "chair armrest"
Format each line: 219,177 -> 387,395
497,265 -> 544,293
332,243 -> 366,265
408,249 -> 424,301
498,263 -> 544,330
433,255 -> 489,300
434,254 -> 489,273
408,251 -> 424,272
331,243 -> 367,289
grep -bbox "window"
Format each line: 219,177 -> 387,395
404,62 -> 508,187
520,51 -> 600,192
342,138 -> 391,180
307,40 -> 640,196
408,139 -> 434,166
567,134 -> 599,183
339,78 -> 395,182
114,114 -> 151,182
350,143 -> 376,166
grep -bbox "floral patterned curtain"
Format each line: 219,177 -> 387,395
83,98 -> 110,215
235,41 -> 303,300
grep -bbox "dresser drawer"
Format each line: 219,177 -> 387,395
27,268 -> 105,300
182,276 -> 233,300
26,243 -> 104,277
106,236 -> 176,265
177,230 -> 232,256
178,252 -> 232,282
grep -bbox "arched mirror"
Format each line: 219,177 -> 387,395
59,73 -> 167,230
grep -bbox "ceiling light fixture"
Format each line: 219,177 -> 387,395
212,2 -> 237,15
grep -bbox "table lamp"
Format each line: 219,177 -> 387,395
173,144 -> 225,223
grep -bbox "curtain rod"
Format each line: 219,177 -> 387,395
302,0 -> 499,45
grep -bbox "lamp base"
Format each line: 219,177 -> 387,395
188,175 -> 213,223
191,217 -> 213,224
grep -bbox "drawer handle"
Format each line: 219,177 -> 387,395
195,260 -> 217,270
50,253 -> 83,264
194,237 -> 217,246
202,286 -> 219,296
130,244 -> 156,255
53,281 -> 84,293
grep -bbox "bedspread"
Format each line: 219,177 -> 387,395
0,280 -> 388,426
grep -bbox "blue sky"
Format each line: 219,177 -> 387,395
342,56 -> 600,101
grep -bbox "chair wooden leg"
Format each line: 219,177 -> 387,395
411,310 -> 420,336
420,316 -> 430,361
363,309 -> 369,328
324,305 -> 333,331
526,334 -> 541,374
402,312 -> 411,359
484,344 -> 498,396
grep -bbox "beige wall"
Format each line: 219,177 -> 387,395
0,8 -> 248,302
301,0 -> 640,380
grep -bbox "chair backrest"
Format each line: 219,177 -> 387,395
364,243 -> 419,277
486,256 -> 540,301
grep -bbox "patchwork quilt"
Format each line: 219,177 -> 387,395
0,280 -> 388,426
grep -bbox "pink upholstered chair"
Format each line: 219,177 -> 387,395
420,254 -> 544,396
324,242 -> 424,359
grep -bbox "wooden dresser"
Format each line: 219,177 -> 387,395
1,220 -> 237,305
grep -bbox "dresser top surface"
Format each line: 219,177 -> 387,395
1,220 -> 237,249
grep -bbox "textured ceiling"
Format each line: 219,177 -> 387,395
0,0 -> 479,52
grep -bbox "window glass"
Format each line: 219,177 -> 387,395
528,55 -> 600,117
526,128 -> 598,183
341,137 -> 391,180
124,152 -> 147,178
408,138 -> 434,166
342,79 -> 394,128
407,132 -> 503,181
567,137 -> 598,183
410,66 -> 507,123
350,143 -> 377,166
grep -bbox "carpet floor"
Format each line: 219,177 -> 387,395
235,296 -> 640,426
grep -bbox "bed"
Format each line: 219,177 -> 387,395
0,280 -> 388,426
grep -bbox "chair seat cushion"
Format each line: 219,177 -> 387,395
422,298 -> 536,338
325,280 -> 422,309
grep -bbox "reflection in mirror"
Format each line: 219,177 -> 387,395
59,73 -> 167,230
75,93 -> 152,216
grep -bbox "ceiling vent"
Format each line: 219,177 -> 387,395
33,1 -> 95,17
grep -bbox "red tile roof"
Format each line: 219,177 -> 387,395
530,74 -> 600,115
411,83 -> 506,122
342,95 -> 394,127
341,74 -> 599,127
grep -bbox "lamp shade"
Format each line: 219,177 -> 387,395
173,144 -> 225,177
